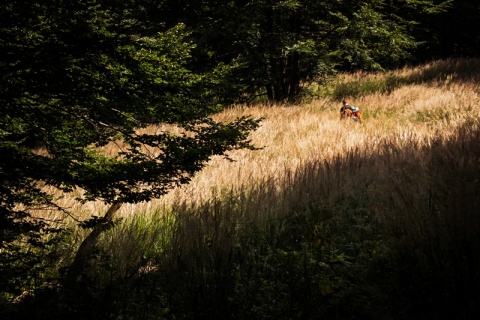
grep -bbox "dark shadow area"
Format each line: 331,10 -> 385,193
3,121 -> 480,320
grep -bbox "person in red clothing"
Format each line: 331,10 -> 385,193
340,99 -> 363,123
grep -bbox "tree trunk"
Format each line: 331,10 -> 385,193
266,52 -> 301,103
287,52 -> 301,100
66,201 -> 123,282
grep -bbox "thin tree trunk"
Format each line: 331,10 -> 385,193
288,52 -> 301,100
66,201 -> 123,282
266,84 -> 274,101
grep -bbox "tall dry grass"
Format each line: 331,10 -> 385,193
151,61 -> 478,208
42,59 -> 479,226
26,58 -> 480,319
48,57 -> 479,251
94,62 -> 475,251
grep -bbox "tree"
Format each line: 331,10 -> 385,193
158,0 -> 449,102
411,0 -> 480,59
0,0 -> 259,294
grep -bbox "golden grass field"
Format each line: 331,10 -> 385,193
22,58 -> 480,319
43,58 -> 479,227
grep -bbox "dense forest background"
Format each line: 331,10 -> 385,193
413,0 -> 480,59
144,0 -> 480,102
1,0 -> 480,319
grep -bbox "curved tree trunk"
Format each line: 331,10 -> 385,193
66,201 -> 123,282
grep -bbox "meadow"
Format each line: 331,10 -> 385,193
14,58 -> 480,319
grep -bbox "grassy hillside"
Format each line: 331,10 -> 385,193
7,58 -> 480,320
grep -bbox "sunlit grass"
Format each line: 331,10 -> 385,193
35,59 -> 479,228
21,58 -> 480,319
91,59 -> 480,290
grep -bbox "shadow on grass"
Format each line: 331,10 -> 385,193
5,120 -> 480,320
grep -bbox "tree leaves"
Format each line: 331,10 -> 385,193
0,0 -> 260,295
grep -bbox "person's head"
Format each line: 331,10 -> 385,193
342,99 -> 347,105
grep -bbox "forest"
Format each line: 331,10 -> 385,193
1,1 -> 480,319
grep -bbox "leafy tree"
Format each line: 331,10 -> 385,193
156,0 -> 449,102
412,0 -> 480,59
0,0 -> 258,295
